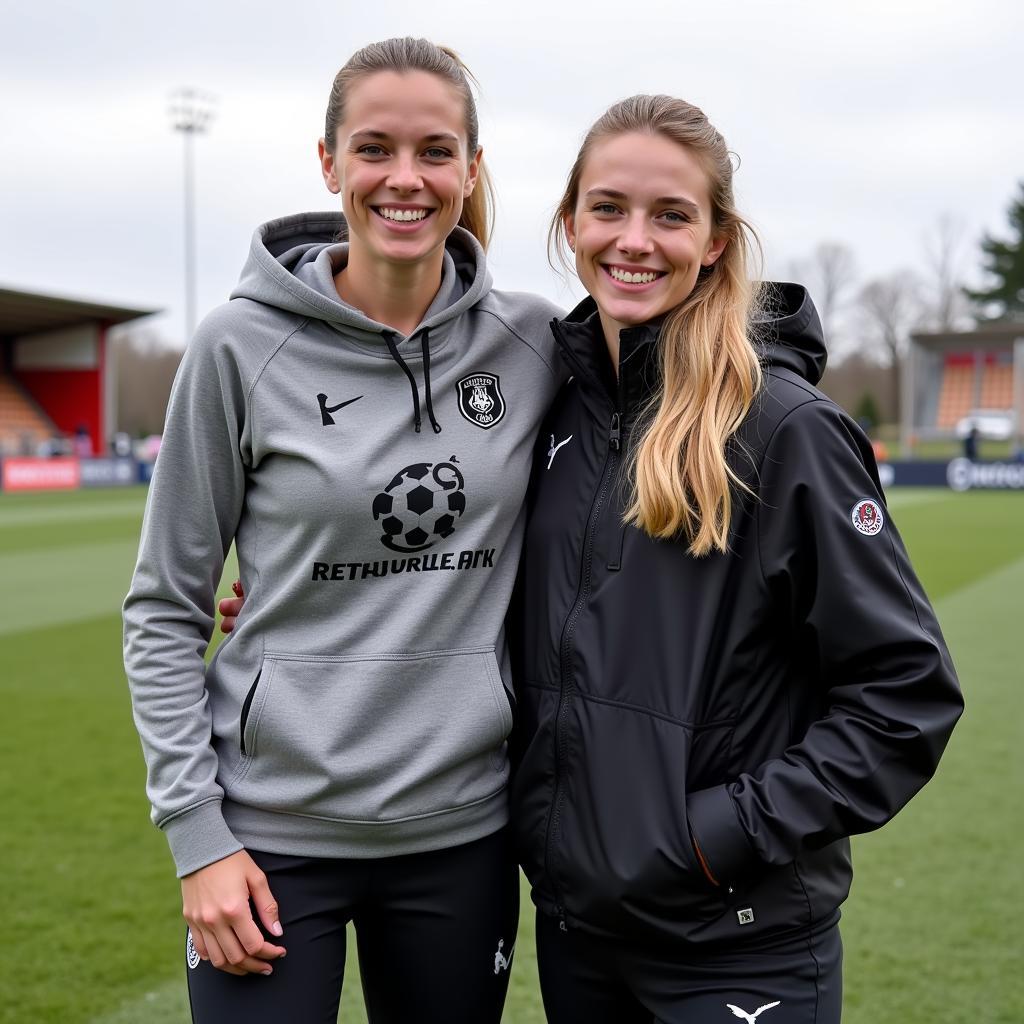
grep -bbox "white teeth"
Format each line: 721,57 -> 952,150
608,267 -> 659,284
378,208 -> 428,222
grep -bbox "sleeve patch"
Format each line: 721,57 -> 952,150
851,498 -> 885,536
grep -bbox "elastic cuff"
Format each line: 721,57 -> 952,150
161,800 -> 244,878
687,784 -> 760,884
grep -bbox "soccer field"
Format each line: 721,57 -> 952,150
1,485 -> 1021,1023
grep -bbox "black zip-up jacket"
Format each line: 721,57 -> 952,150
510,284 -> 963,947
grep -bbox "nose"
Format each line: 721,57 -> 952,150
386,151 -> 423,193
617,213 -> 653,256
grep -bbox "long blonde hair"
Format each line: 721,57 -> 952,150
550,95 -> 763,556
324,37 -> 496,249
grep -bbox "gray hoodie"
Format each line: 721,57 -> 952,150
123,212 -> 564,877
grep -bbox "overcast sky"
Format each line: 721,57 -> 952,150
1,0 -> 1021,346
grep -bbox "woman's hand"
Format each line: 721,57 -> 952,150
218,580 -> 245,634
181,849 -> 286,976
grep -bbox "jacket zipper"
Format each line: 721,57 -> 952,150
609,412 -> 621,452
543,403 -> 622,929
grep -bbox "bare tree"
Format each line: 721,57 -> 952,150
111,329 -> 184,436
819,352 -> 897,425
921,214 -> 970,330
856,271 -> 925,417
788,242 -> 859,351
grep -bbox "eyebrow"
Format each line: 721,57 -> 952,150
349,130 -> 462,145
585,188 -> 701,214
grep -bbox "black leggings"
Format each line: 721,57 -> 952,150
186,829 -> 519,1024
536,910 -> 843,1024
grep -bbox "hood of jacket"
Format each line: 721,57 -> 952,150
754,281 -> 827,383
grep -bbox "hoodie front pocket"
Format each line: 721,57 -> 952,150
239,669 -> 265,756
230,646 -> 513,823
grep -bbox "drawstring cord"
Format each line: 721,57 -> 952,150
382,328 -> 442,434
382,330 -> 422,433
420,329 -> 442,434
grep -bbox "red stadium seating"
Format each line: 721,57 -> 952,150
0,372 -> 57,455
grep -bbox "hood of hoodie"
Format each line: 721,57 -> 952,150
230,211 -> 495,434
230,211 -> 493,346
554,281 -> 826,394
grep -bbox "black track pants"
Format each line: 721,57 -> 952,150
185,829 -> 519,1024
536,910 -> 842,1024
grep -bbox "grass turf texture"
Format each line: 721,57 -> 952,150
0,486 -> 1020,1023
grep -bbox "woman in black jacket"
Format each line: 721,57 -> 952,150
510,95 -> 963,1023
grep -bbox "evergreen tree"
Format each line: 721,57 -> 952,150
966,181 -> 1024,322
853,391 -> 882,431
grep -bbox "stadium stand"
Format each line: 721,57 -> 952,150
935,354 -> 975,429
979,353 -> 1013,408
903,325 -> 1024,452
0,286 -> 156,457
0,371 -> 56,455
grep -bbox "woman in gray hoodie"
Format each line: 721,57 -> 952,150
123,38 -> 564,1023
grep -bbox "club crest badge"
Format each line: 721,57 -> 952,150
186,930 -> 201,969
456,373 -> 505,430
851,498 -> 884,536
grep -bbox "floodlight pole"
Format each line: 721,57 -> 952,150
170,89 -> 215,342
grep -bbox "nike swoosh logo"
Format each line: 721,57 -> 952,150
330,397 -> 362,412
318,393 -> 363,426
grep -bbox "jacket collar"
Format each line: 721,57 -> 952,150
550,297 -> 662,419
550,283 -> 827,423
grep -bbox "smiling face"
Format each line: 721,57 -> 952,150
319,69 -> 481,272
565,131 -> 727,344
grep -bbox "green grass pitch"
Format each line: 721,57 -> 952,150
0,485 -> 1021,1023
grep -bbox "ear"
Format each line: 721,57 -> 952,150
318,138 -> 341,194
702,233 -> 728,267
463,146 -> 483,198
563,211 -> 577,252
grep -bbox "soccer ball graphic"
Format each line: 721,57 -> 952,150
372,460 -> 466,553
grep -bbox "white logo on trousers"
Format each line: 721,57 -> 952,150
727,1000 -> 781,1023
494,938 -> 515,974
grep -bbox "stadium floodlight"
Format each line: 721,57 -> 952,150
168,88 -> 217,342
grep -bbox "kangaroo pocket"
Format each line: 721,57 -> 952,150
229,646 -> 514,822
555,696 -> 732,939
